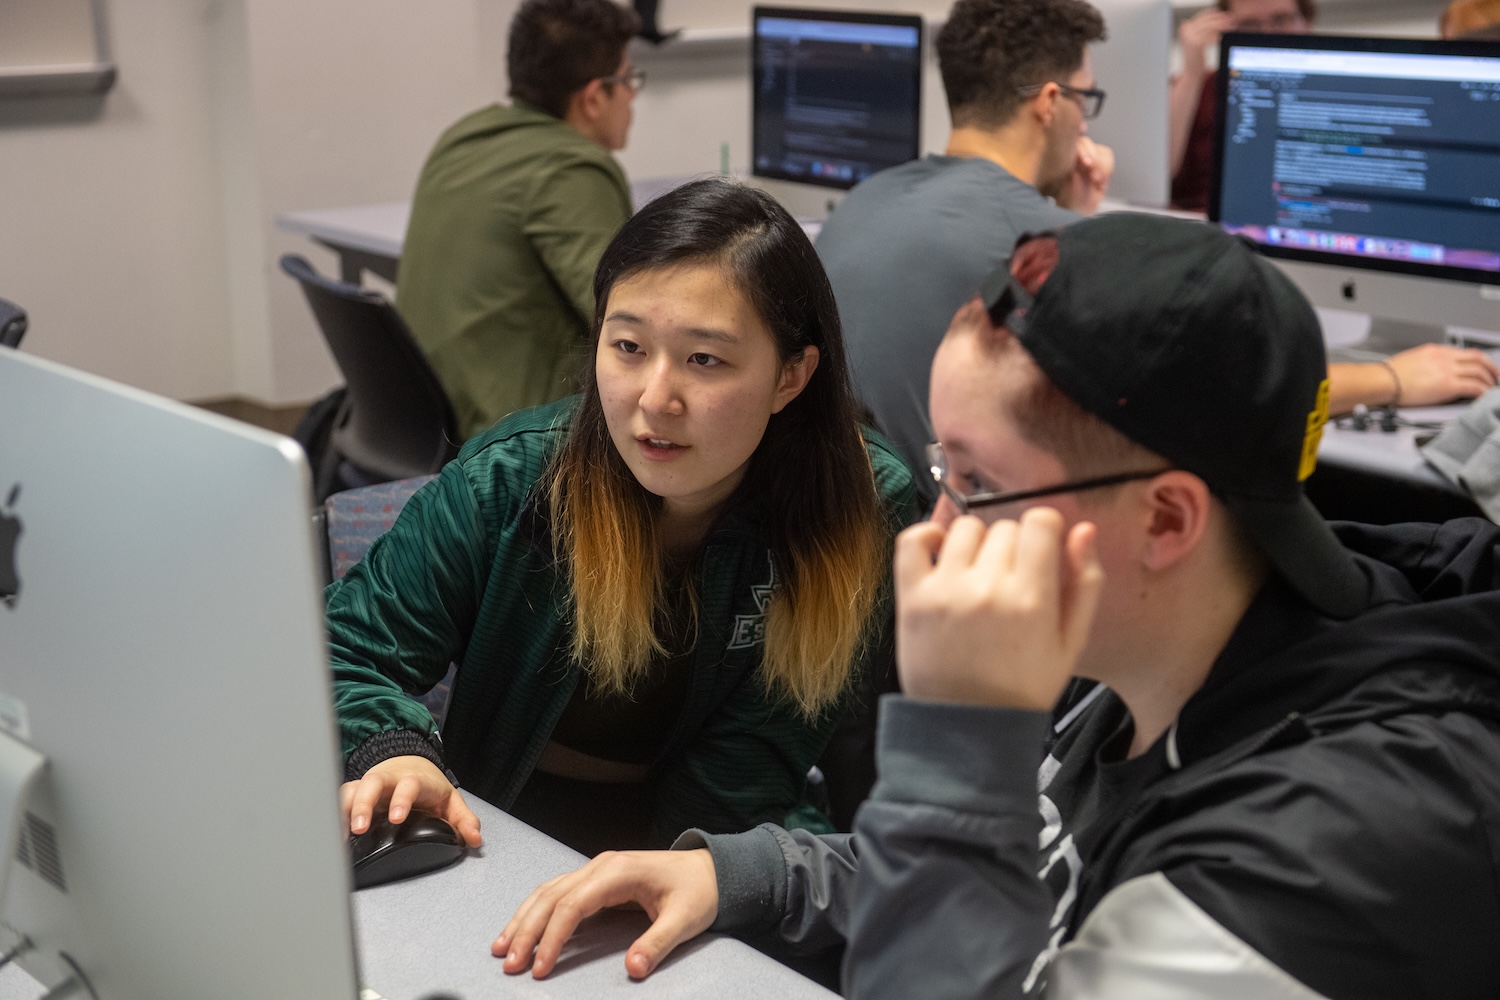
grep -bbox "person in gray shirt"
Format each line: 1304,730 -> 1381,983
816,0 -> 1114,504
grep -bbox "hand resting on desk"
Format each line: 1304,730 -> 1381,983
495,848 -> 718,981
1329,344 -> 1500,415
340,754 -> 483,848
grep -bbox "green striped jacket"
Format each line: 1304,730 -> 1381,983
327,398 -> 919,842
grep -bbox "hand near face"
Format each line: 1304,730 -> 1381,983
495,848 -> 719,980
894,507 -> 1104,710
1055,137 -> 1115,216
1179,9 -> 1237,67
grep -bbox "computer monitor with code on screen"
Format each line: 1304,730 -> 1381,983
1210,33 -> 1500,342
752,7 -> 923,192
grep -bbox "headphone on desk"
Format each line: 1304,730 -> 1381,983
1335,403 -> 1446,442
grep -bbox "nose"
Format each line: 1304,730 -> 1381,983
929,493 -> 961,528
638,358 -> 685,417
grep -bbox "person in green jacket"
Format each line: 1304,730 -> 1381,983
333,179 -> 920,857
396,0 -> 641,440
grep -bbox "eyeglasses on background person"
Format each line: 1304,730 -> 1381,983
1017,81 -> 1106,119
599,67 -> 647,93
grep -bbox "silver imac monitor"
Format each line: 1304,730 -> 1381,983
0,349 -> 358,999
751,6 -> 923,218
1087,0 -> 1172,208
1210,33 -> 1500,349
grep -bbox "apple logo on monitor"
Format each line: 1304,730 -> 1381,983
1,483 -> 20,609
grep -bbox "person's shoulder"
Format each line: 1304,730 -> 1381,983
427,103 -> 523,153
453,397 -> 578,494
517,114 -> 626,176
861,426 -> 920,512
840,155 -> 1074,229
1129,710 -> 1500,994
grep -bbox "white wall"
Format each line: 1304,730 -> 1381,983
0,0 -> 1453,406
0,0 -> 509,405
0,0 -> 233,401
238,0 -> 504,402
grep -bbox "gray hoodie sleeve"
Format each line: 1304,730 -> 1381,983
672,694 -> 1052,993
843,696 -> 1053,1000
672,823 -> 861,954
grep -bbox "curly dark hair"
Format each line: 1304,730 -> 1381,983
507,0 -> 640,119
937,0 -> 1106,129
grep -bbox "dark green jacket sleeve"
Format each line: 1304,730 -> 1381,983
522,155 -> 631,325
327,461 -> 494,758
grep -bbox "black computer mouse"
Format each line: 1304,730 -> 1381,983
349,809 -> 466,890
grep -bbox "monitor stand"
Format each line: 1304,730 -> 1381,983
1319,308 -> 1500,364
1283,259 -> 1500,362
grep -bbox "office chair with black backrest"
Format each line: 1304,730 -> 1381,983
279,255 -> 459,501
0,299 -> 27,348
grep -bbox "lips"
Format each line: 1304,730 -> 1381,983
636,434 -> 689,461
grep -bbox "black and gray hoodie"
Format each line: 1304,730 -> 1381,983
677,519 -> 1500,998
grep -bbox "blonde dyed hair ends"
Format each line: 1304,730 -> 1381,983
548,411 -> 668,695
549,434 -> 887,717
547,178 -> 891,719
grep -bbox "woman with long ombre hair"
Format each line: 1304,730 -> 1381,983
328,179 -> 918,856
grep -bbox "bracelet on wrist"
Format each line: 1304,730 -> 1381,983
1378,359 -> 1403,407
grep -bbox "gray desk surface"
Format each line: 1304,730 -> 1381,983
273,177 -> 702,264
0,792 -> 835,1000
1317,403 -> 1468,494
0,792 -> 833,1000
353,793 -> 835,1000
278,200 -> 410,260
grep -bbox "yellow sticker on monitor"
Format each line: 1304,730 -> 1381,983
1298,378 -> 1331,481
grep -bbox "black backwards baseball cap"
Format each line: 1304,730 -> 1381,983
980,213 -> 1369,619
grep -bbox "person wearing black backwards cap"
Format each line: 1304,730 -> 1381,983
494,214 -> 1500,998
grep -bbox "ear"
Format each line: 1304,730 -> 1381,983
1138,471 -> 1212,572
568,78 -> 608,124
1032,81 -> 1061,128
771,346 -> 820,414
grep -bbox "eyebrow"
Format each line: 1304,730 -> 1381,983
603,311 -> 739,345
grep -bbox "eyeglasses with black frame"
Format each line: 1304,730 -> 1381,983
1017,81 -> 1106,119
598,67 -> 647,93
925,442 -> 1169,515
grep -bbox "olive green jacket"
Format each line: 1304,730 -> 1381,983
328,399 -> 921,843
396,103 -> 631,440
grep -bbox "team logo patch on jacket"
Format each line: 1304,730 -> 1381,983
727,555 -> 777,650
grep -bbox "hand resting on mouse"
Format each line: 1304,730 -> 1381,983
340,754 -> 483,848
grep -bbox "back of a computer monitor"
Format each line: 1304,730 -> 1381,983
1211,33 -> 1500,340
751,5 -> 923,214
1087,0 -> 1172,208
0,350 -> 358,999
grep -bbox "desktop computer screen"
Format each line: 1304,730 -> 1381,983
0,348 -> 359,1000
751,6 -> 923,191
1211,33 -> 1500,286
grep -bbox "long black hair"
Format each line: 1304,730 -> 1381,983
546,179 -> 887,716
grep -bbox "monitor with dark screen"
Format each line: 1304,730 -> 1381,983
752,7 -> 922,191
1212,33 -> 1500,285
